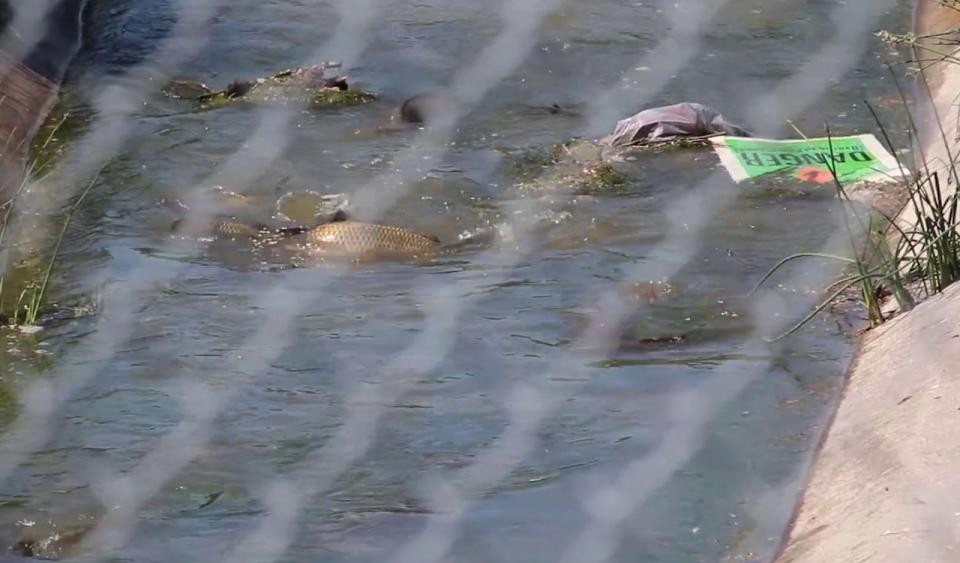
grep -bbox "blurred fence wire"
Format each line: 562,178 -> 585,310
218,2 -> 894,562
0,0 -> 222,489
583,0 -> 732,138
68,0 -> 394,553
0,0 -> 59,77
384,2 -> 899,562
74,0 -> 571,557
3,0 -> 220,262
0,0 -> 910,561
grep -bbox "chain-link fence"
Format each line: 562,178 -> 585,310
0,1 -> 921,561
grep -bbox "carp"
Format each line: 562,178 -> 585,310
300,218 -> 444,259
173,210 -> 492,263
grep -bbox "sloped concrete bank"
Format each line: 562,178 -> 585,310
0,0 -> 86,205
775,2 -> 960,562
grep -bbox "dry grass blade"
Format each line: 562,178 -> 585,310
764,273 -> 886,342
753,123 -> 920,340
0,111 -> 82,326
22,171 -> 100,326
750,253 -> 858,296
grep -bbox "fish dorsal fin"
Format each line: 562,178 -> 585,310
426,233 -> 441,243
304,209 -> 348,230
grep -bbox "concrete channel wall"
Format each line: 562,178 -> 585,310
0,0 -> 86,206
775,2 -> 960,561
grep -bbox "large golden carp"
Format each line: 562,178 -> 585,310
300,220 -> 442,259
178,211 -> 490,262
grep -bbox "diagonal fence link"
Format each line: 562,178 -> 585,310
222,281 -> 464,563
583,0 -> 734,138
2,0 -> 221,266
209,2 -> 579,561
554,1 -> 899,560
225,2 -> 747,562
0,0 -> 60,78
73,279 -> 309,558
346,0 -> 568,222
2,0 -> 381,520
176,0 -> 385,215
0,0 -> 223,487
555,214 -> 872,563
69,0 -> 565,558
1,1 -> 906,561
323,0 -> 380,69
751,0 -> 899,137
380,0 -> 734,559
63,0 -> 397,552
387,2 -> 901,562
214,2 -> 745,562
224,183 -> 582,563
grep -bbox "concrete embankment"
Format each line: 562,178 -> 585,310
0,0 -> 86,205
776,2 -> 960,561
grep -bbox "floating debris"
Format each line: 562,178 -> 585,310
163,62 -> 377,110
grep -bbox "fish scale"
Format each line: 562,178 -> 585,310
305,221 -> 442,258
199,218 -> 482,260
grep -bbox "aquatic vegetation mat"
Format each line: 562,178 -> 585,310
163,64 -> 378,110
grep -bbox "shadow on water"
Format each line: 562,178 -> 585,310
0,0 -> 916,561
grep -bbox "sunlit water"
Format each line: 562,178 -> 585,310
0,1 -> 915,561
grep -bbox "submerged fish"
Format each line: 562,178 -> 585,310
171,216 -> 292,240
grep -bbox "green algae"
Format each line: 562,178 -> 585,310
165,65 -> 379,110
0,85 -> 100,329
26,87 -> 90,176
582,161 -> 628,190
0,380 -> 17,428
511,138 -> 630,194
514,139 -> 577,167
310,88 -> 378,106
197,87 -> 377,110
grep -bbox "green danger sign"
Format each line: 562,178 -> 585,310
710,134 -> 907,184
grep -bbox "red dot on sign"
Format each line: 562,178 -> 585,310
795,166 -> 833,184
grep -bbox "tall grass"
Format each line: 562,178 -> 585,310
19,173 -> 98,327
895,171 -> 960,292
0,105 -> 87,329
751,128 -> 912,341
753,53 -> 960,341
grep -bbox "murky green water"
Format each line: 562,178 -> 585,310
0,0 -> 915,561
